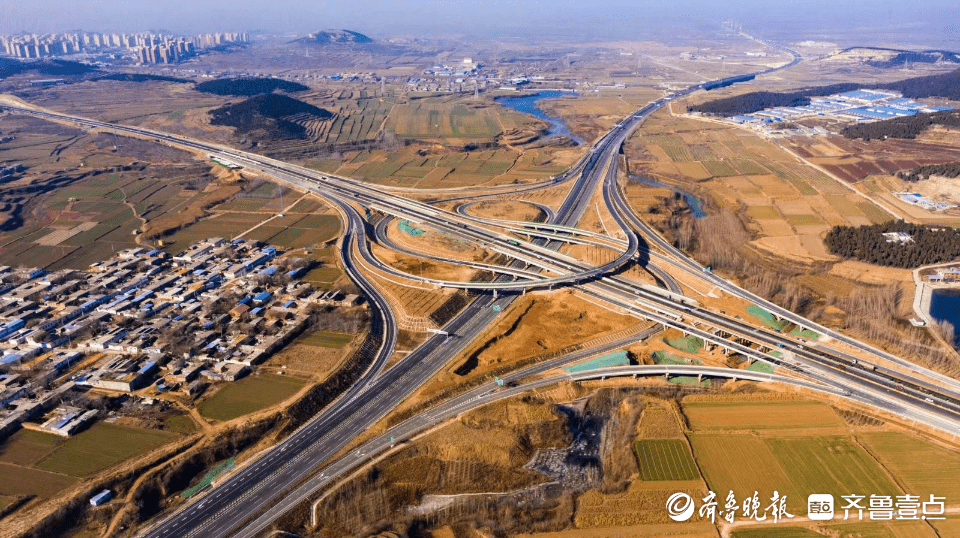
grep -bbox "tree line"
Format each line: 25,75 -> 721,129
690,68 -> 960,117
824,220 -> 960,268
688,84 -> 859,116
898,161 -> 960,182
194,77 -> 309,96
841,110 -> 960,141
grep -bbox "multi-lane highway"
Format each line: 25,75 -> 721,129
4,31 -> 960,538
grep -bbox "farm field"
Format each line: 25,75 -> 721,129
687,433 -> 802,512
682,400 -> 846,432
307,144 -> 574,188
623,110 -> 896,263
299,331 -> 354,349
0,114 -> 238,269
162,187 -> 340,252
732,521 -> 939,538
0,463 -> 77,499
852,174 -> 960,226
731,528 -> 825,538
0,420 -> 181,487
538,88 -> 664,143
0,429 -> 64,467
33,422 -> 178,477
633,439 -> 699,481
861,431 -> 960,501
782,134 -> 960,189
21,78 -> 236,143
387,99 -> 515,144
515,522 -> 719,538
574,481 -> 708,528
765,436 -> 901,503
285,91 -> 580,188
198,374 -> 306,421
302,265 -> 342,285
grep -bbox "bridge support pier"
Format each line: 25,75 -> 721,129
697,373 -> 703,383
493,289 -> 498,299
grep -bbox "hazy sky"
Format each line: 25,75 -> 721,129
2,0 -> 959,46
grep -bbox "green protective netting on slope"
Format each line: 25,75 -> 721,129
664,335 -> 704,354
564,351 -> 630,373
745,360 -> 776,373
669,375 -> 711,387
790,327 -> 820,340
398,220 -> 426,236
652,350 -> 702,366
746,305 -> 790,330
180,458 -> 235,498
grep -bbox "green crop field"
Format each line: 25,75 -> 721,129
388,101 -> 506,142
857,202 -> 894,224
34,423 -> 177,477
299,331 -> 354,349
731,159 -> 770,175
199,374 -> 306,421
633,439 -> 699,481
304,266 -> 342,283
0,429 -> 64,467
785,213 -> 825,226
689,433 -> 802,512
765,436 -> 901,505
0,463 -> 77,498
702,160 -> 739,176
862,431 -> 960,501
164,415 -> 197,435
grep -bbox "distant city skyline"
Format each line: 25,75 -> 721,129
1,0 -> 958,47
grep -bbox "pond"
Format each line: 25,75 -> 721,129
930,289 -> 960,347
494,90 -> 583,145
630,175 -> 706,219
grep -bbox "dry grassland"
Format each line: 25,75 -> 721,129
464,199 -> 546,222
636,403 -> 685,439
682,400 -> 846,432
575,481 -> 707,528
261,342 -> 351,379
447,291 -> 636,379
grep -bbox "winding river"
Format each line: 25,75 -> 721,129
494,90 -> 584,145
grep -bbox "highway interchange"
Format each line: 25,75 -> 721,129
4,31 -> 960,538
